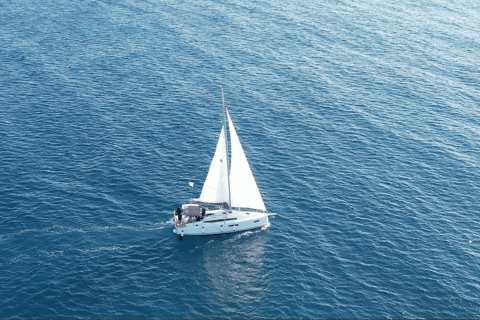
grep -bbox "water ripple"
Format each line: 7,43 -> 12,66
1,0 -> 480,318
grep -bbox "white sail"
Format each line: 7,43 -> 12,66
197,125 -> 229,204
227,110 -> 266,211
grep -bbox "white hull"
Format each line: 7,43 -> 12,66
173,209 -> 269,237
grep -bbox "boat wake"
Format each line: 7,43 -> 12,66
4,220 -> 173,239
226,225 -> 269,242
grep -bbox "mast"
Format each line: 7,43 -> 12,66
221,86 -> 231,208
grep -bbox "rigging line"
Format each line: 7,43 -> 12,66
221,86 -> 231,208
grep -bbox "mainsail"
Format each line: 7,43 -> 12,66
227,110 -> 266,211
197,125 -> 229,204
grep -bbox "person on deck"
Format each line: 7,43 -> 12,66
176,207 -> 182,222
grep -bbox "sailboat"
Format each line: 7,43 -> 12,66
173,88 -> 274,240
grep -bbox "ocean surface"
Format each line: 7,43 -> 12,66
1,0 -> 480,318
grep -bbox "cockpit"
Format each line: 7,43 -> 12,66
174,204 -> 206,226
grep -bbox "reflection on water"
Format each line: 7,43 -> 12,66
201,230 -> 268,315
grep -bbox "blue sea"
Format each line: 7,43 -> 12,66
1,0 -> 480,318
